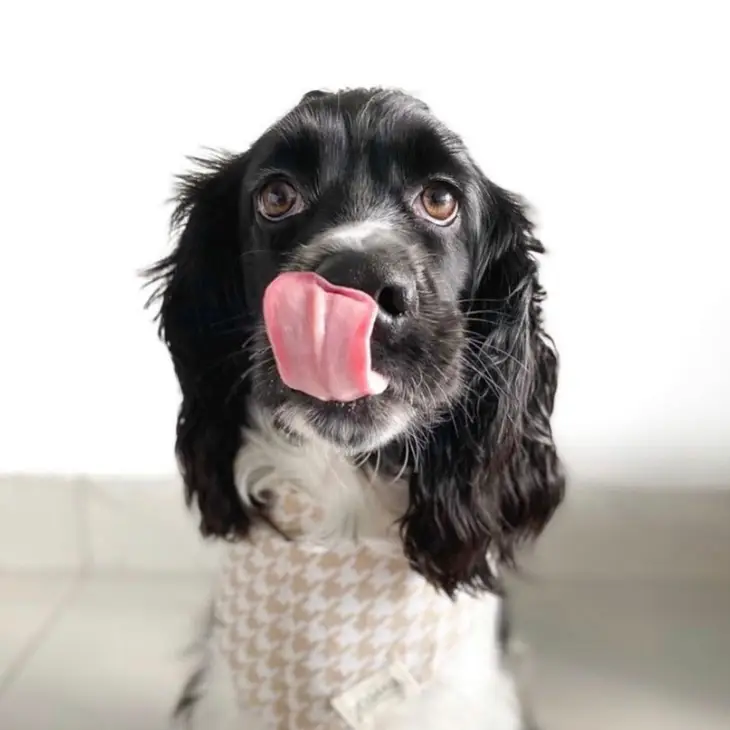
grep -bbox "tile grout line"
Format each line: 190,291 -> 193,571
0,572 -> 89,697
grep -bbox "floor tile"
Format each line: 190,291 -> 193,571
510,577 -> 730,728
0,576 -> 76,687
527,657 -> 730,730
0,576 -> 209,730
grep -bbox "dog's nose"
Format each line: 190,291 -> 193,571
315,250 -> 419,321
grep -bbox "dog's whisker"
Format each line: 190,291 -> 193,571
465,333 -> 530,375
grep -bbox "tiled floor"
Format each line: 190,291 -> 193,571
1,572 -> 728,730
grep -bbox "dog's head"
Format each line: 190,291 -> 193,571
146,88 -> 564,595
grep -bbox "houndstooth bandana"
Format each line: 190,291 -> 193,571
215,486 -> 484,729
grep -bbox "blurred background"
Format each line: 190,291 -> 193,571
1,2 -> 728,729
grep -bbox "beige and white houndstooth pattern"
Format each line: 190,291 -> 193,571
215,487 -> 484,729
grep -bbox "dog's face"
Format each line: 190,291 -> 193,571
147,88 -> 565,595
241,90 -> 480,452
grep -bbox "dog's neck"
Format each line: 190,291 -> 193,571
233,409 -> 410,546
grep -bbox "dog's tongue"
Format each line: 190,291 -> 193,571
263,272 -> 388,402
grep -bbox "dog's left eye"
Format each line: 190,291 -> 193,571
413,183 -> 460,225
257,180 -> 302,220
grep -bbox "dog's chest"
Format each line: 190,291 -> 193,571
214,487 -> 487,730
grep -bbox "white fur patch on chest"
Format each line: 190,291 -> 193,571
233,411 -> 409,545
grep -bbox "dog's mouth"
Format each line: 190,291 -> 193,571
262,271 -> 389,403
255,269 -> 465,452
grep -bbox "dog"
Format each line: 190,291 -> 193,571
146,87 -> 564,730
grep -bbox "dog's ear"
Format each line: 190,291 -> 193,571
145,151 -> 256,540
401,182 -> 565,596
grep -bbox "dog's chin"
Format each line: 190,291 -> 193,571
272,392 -> 415,455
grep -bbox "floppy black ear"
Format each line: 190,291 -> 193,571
145,151 -> 256,540
401,183 -> 565,596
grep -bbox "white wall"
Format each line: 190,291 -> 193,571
1,1 -> 728,487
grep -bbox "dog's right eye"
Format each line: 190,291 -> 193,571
257,180 -> 302,220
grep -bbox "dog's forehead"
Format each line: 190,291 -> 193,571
251,89 -> 466,185
295,90 -> 446,148
295,88 -> 433,129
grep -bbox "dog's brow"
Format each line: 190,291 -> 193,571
247,167 -> 292,190
250,138 -> 322,186
368,127 -> 467,187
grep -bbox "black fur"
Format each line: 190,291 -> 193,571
145,87 -> 565,595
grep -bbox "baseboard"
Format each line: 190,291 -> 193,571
1,474 -> 728,581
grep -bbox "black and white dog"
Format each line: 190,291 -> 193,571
146,88 -> 564,730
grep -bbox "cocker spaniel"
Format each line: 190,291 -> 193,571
146,87 -> 564,730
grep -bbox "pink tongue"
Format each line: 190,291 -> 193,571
263,272 -> 388,402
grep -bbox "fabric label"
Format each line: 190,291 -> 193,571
331,662 -> 421,728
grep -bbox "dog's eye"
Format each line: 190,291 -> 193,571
257,180 -> 301,220
416,183 -> 459,225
